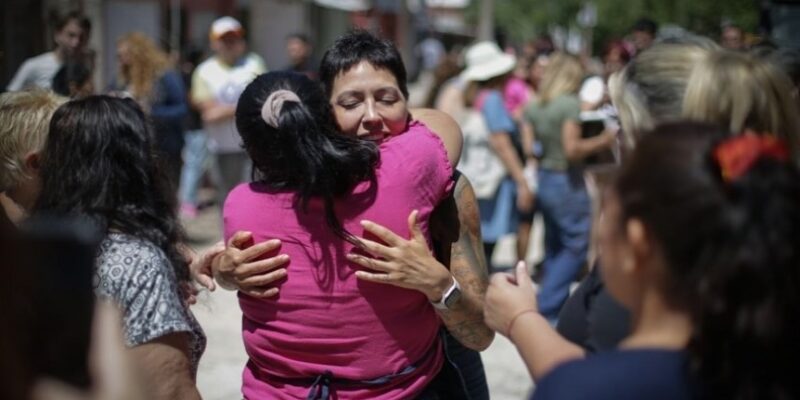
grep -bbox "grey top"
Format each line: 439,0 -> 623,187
93,233 -> 206,377
6,52 -> 60,91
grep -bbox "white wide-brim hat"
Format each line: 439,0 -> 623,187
461,41 -> 517,82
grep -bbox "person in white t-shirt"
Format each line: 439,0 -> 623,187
190,16 -> 267,204
6,11 -> 89,92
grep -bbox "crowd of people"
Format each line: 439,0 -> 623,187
2,9 -> 800,400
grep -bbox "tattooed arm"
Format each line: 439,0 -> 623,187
431,172 -> 495,350
351,171 -> 495,351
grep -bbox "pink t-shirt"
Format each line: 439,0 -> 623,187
224,121 -> 454,400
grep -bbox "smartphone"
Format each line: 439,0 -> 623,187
580,110 -> 620,170
20,215 -> 102,389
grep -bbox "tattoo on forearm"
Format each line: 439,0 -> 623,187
437,174 -> 494,350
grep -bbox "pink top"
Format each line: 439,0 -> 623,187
474,76 -> 531,115
224,121 -> 454,400
504,77 -> 532,114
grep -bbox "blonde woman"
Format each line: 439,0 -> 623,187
682,49 -> 800,157
608,41 -> 715,147
0,91 -> 66,222
521,52 -> 616,323
112,32 -> 187,185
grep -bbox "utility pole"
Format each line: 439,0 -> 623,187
477,0 -> 494,41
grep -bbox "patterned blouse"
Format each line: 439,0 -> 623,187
93,233 -> 206,377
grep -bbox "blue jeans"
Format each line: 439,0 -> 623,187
536,169 -> 591,321
178,129 -> 209,206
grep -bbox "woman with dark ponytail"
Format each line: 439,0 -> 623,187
234,71 -> 379,241
225,70 -> 462,399
527,121 -> 800,399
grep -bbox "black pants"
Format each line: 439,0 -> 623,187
417,330 -> 489,400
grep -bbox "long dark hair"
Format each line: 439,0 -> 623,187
319,29 -> 409,100
236,71 -> 379,241
615,121 -> 800,399
33,95 -> 188,282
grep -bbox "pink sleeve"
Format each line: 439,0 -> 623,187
407,120 -> 455,203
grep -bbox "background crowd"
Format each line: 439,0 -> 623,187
2,3 -> 800,400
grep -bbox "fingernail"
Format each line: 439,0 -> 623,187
280,254 -> 290,261
360,220 -> 371,227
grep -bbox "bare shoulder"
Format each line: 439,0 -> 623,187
410,108 -> 463,166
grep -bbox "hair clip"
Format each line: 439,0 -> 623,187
713,131 -> 790,182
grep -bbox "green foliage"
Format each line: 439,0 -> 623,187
466,0 -> 759,51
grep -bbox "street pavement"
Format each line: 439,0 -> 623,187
185,205 -> 538,399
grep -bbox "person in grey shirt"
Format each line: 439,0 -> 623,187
6,11 -> 89,91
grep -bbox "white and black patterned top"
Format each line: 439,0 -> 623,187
93,233 -> 206,377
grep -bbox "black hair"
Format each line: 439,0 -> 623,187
632,18 -> 658,36
287,33 -> 310,45
722,23 -> 743,33
319,29 -> 409,100
615,121 -> 800,400
55,10 -> 89,32
33,96 -> 188,282
51,60 -> 92,97
236,71 -> 379,242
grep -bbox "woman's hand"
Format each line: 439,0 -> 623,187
177,242 -> 225,304
349,210 -> 453,302
484,261 -> 538,337
211,231 -> 290,298
189,241 -> 226,292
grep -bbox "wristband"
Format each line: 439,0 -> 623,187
506,309 -> 538,341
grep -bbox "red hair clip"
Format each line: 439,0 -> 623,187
713,131 -> 790,182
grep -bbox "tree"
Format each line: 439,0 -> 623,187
466,0 -> 759,52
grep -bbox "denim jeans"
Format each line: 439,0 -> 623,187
536,169 -> 592,321
178,129 -> 209,206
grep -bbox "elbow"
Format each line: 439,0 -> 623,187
563,147 -> 582,162
460,325 -> 496,352
474,329 -> 496,351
